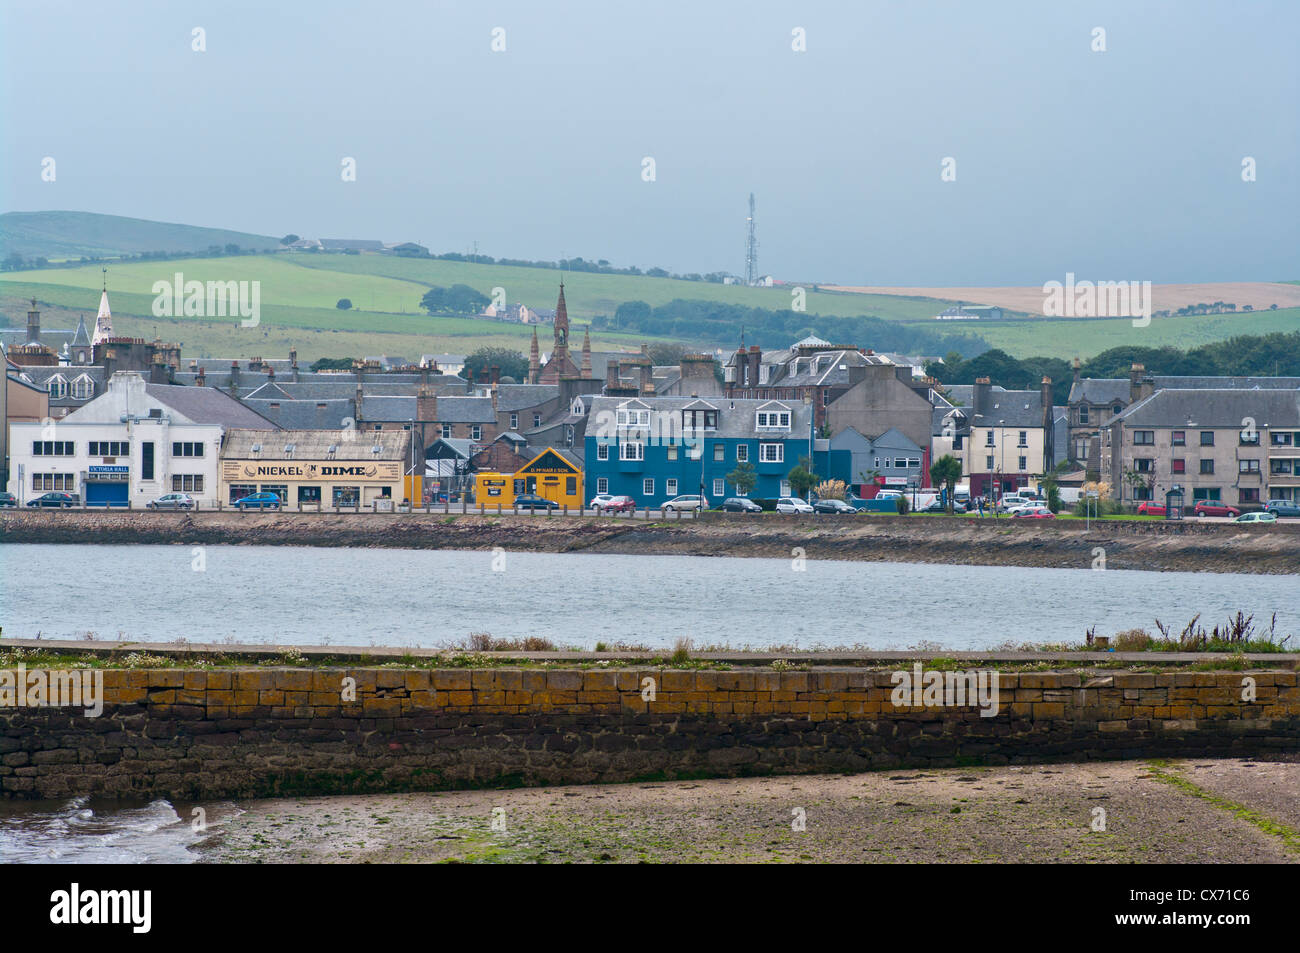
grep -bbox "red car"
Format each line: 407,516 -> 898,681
1012,506 -> 1055,519
602,495 -> 636,513
1135,502 -> 1167,516
1193,501 -> 1241,518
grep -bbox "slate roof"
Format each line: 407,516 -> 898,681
970,389 -> 1049,429
495,384 -> 560,411
1068,375 -> 1300,404
433,396 -> 498,423
222,428 -> 409,460
142,384 -> 279,429
242,398 -> 354,430
1111,388 -> 1300,429
587,395 -> 813,440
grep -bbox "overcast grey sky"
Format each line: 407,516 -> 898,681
3,0 -> 1296,285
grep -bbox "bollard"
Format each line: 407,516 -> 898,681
497,503 -> 502,515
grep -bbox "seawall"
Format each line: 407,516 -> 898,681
3,509 -> 1298,573
3,666 -> 1297,799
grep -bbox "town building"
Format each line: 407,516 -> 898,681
826,426 -> 927,496
1101,388 -> 1300,507
937,377 -> 1062,499
6,371 -> 273,507
219,428 -> 412,510
584,395 -> 815,504
473,447 -> 584,508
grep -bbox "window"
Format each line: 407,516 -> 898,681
89,441 -> 129,457
71,376 -> 94,399
666,444 -> 679,461
1193,487 -> 1221,502
1240,488 -> 1260,504
470,425 -> 482,441
333,486 -> 360,507
713,478 -> 725,496
510,414 -> 518,429
298,486 -> 322,505
1112,405 -> 1123,417
907,458 -> 921,468
1133,431 -> 1155,445
228,484 -> 256,503
440,424 -> 452,438
1172,431 -> 1185,446
985,432 -> 995,447
32,473 -> 75,491
1134,458 -> 1153,473
1199,459 -> 1214,474
171,442 -> 205,457
642,478 -> 654,496
780,480 -> 792,497
759,442 -> 783,463
713,444 -> 725,462
755,410 -> 791,430
822,391 -> 829,406
1134,486 -> 1153,501
666,479 -> 678,496
596,477 -> 608,494
33,441 -> 74,456
373,423 -> 382,430
1199,431 -> 1214,446
683,409 -> 718,430
1239,459 -> 1260,473
1240,430 -> 1260,446
617,407 -> 651,427
47,376 -> 67,398
1017,456 -> 1027,471
1271,432 -> 1294,446
986,455 -> 995,469
172,475 -> 204,492
141,442 -> 155,480
596,443 -> 609,461
566,476 -> 577,495
1079,406 -> 1089,424
620,442 -> 644,461
736,444 -> 749,462
1271,459 -> 1293,475
1017,431 -> 1027,448
1172,458 -> 1185,474
883,458 -> 892,468
533,414 -> 542,428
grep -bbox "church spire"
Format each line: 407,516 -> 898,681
553,281 -> 569,354
92,273 -> 114,347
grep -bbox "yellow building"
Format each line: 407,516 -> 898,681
220,429 -> 412,510
474,448 -> 583,508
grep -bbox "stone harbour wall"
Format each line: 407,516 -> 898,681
2,668 -> 1298,799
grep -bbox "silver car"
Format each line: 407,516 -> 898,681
147,493 -> 195,510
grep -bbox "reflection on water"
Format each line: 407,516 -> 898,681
0,796 -> 240,864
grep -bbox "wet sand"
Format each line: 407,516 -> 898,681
197,758 -> 1300,864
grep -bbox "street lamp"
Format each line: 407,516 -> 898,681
803,392 -> 814,501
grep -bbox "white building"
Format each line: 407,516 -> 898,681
7,371 -> 274,507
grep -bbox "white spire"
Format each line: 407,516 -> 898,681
92,285 -> 114,346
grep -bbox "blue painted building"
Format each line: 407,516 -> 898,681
585,395 -> 815,504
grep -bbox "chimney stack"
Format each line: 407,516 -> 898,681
26,299 -> 40,344
197,366 -> 206,387
973,377 -> 992,418
230,360 -> 240,390
490,364 -> 500,389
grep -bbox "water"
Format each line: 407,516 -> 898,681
0,797 -> 240,863
2,544 -> 1297,649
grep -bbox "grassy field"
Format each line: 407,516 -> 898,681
0,211 -> 279,261
4,251 -> 1297,362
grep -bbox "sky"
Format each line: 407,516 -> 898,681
2,0 -> 1297,286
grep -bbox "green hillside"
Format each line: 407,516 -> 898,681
0,211 -> 279,261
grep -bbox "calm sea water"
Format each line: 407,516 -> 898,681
2,544 -> 1297,649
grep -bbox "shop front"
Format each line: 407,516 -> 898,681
219,429 -> 411,511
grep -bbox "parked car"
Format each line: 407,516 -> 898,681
512,493 -> 559,511
234,491 -> 282,511
26,492 -> 78,508
775,497 -> 814,514
662,494 -> 707,513
588,493 -> 617,510
1234,511 -> 1277,524
1265,499 -> 1300,518
597,495 -> 635,513
717,497 -> 763,513
1135,502 -> 1167,516
1012,506 -> 1056,519
921,498 -> 966,513
147,493 -> 194,511
995,494 -> 1033,513
1193,501 -> 1241,518
0,492 -> 17,508
812,498 -> 857,514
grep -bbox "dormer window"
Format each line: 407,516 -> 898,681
71,375 -> 94,399
616,406 -> 651,428
755,410 -> 791,430
284,443 -> 296,457
683,409 -> 718,431
47,375 -> 67,398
